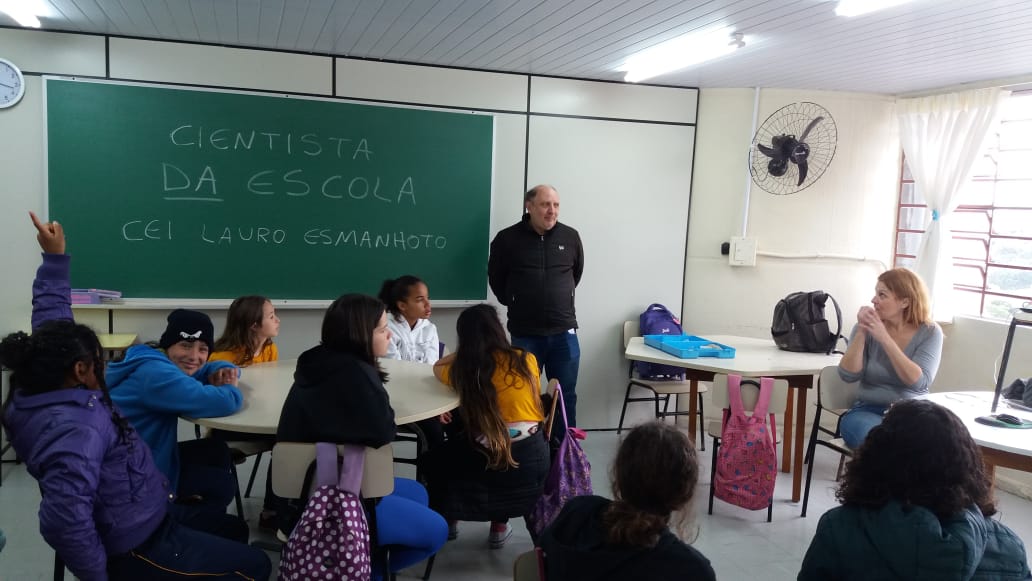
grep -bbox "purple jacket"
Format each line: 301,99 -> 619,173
3,254 -> 170,581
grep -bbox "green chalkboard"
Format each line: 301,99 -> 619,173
46,78 -> 493,301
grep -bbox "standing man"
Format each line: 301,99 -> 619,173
488,184 -> 584,426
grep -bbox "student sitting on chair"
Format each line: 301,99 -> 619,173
106,308 -> 247,541
538,421 -> 715,581
379,275 -> 451,450
1,212 -> 270,581
209,295 -> 280,366
276,293 -> 447,575
427,303 -> 550,549
208,294 -> 282,529
799,399 -> 1030,581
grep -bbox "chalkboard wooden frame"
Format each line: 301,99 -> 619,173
45,77 -> 493,302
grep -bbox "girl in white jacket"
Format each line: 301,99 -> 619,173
379,275 -> 451,453
379,275 -> 440,364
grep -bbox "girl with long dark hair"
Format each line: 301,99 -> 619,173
428,303 -> 550,548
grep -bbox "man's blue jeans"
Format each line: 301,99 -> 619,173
512,331 -> 580,427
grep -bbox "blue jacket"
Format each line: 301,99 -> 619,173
799,501 -> 1031,581
107,346 -> 242,491
3,253 -> 170,581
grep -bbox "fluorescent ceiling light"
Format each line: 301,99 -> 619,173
0,0 -> 43,28
836,0 -> 917,17
619,29 -> 744,83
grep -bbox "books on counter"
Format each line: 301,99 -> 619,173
71,288 -> 123,304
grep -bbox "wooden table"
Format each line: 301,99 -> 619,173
188,357 -> 460,434
625,335 -> 841,503
924,391 -> 1032,480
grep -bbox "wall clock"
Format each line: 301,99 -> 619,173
0,58 -> 25,108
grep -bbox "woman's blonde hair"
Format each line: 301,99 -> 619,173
878,268 -> 932,325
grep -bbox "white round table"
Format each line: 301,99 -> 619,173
188,357 -> 460,434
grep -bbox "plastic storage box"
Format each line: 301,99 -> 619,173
643,334 -> 736,359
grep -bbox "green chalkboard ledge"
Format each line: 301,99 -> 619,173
72,299 -> 483,334
72,298 -> 482,311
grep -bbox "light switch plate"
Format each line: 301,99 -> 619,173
729,236 -> 757,266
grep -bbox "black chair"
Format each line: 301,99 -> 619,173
801,366 -> 857,517
618,321 -> 707,448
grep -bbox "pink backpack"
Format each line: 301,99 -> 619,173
279,442 -> 372,580
714,375 -> 778,511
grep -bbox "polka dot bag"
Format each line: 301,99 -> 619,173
279,443 -> 372,580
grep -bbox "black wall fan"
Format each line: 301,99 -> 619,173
750,102 -> 838,195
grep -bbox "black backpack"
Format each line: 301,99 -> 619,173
771,291 -> 845,354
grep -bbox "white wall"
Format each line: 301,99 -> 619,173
0,28 -> 696,430
686,87 -> 1032,498
685,88 -> 899,338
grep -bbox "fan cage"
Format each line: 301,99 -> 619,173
750,101 -> 838,195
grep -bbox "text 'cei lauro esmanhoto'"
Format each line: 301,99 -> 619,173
120,221 -> 449,250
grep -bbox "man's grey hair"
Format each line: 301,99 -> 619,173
524,184 -> 557,203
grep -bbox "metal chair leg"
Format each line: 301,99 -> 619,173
616,382 -> 635,434
230,463 -> 244,517
801,409 -> 824,518
707,437 -> 720,515
422,554 -> 436,580
244,451 -> 264,498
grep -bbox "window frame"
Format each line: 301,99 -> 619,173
893,94 -> 1032,321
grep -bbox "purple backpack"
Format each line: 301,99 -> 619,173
279,443 -> 372,581
714,375 -> 778,511
635,303 -> 686,380
526,387 -> 593,536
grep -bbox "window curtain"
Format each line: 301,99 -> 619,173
896,88 -> 1008,322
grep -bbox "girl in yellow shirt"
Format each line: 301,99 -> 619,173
209,296 -> 280,366
208,295 -> 281,528
428,304 -> 549,549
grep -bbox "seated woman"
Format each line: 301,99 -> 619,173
838,268 -> 943,448
799,399 -> 1030,580
427,304 -> 550,549
538,421 -> 715,581
275,293 -> 447,575
1,212 -> 270,580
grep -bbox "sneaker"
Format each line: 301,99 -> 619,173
488,522 -> 512,549
447,520 -> 459,541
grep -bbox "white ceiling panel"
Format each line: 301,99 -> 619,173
12,0 -> 1032,95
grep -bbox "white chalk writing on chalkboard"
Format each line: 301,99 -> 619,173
120,219 -> 448,250
161,162 -> 416,205
169,125 -> 373,161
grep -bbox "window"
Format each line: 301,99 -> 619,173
894,92 -> 1032,321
